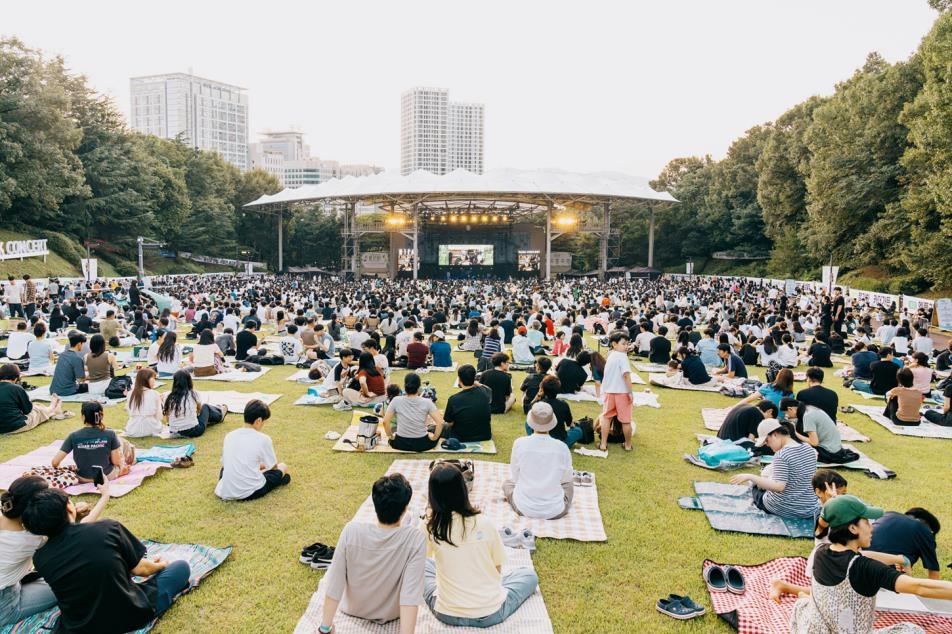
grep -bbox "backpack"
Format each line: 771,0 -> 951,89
597,416 -> 626,444
697,439 -> 753,467
104,375 -> 133,400
576,416 -> 595,444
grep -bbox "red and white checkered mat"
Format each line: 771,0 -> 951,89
702,558 -> 952,634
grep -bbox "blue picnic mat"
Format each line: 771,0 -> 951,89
135,444 -> 196,464
2,541 -> 231,634
692,481 -> 815,538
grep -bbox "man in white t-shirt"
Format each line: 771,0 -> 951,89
281,324 -> 305,365
597,331 -> 634,453
503,402 -> 574,520
4,276 -> 25,319
3,321 -> 35,360
215,400 -> 290,501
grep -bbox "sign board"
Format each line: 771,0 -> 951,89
0,239 -> 48,262
785,279 -> 796,295
80,258 -> 98,282
686,262 -> 694,275
550,252 -> 572,273
360,252 -> 389,271
935,298 -> 952,330
821,266 -> 839,290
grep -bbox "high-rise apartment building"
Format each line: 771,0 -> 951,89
400,87 -> 483,176
129,73 -> 248,170
249,130 -> 383,188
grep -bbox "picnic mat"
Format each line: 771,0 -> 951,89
26,385 -> 125,406
701,407 -> 870,443
649,373 -> 724,392
702,557 -> 952,634
135,444 -> 196,464
293,546 -> 553,634
198,390 -> 282,413
20,366 -> 55,377
687,482 -> 815,538
364,459 -> 607,541
0,441 -> 170,497
757,443 -> 893,479
286,369 -> 321,383
629,372 -> 646,385
190,367 -> 272,382
632,391 -> 661,408
7,540 -> 232,634
853,404 -> 952,440
634,362 -> 670,373
556,390 -> 599,402
332,413 -> 497,454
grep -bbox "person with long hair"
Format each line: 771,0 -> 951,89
755,368 -> 795,407
156,330 -> 182,377
84,334 -> 120,387
125,368 -> 164,438
162,370 -> 226,438
0,475 -> 109,626
423,463 -> 538,627
563,334 -> 584,360
191,328 -> 224,377
476,327 -> 502,373
52,402 -> 133,482
339,351 -> 387,408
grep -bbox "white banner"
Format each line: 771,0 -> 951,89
686,262 -> 694,275
785,279 -> 796,295
821,266 -> 839,290
935,298 -> 952,330
80,258 -> 98,282
0,239 -> 48,261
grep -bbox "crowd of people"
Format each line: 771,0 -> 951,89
1,271 -> 951,632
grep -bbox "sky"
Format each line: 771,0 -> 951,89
2,1 -> 939,178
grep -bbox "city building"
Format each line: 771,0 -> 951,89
400,87 -> 484,176
129,72 -> 248,170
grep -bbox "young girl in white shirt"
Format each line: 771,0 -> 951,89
125,368 -> 165,438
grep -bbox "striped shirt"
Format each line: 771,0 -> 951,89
481,336 -> 502,359
763,441 -> 819,519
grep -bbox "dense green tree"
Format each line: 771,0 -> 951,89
286,205 -> 343,269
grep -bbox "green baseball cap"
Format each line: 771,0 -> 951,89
821,495 -> 884,528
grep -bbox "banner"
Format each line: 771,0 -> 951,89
821,266 -> 839,290
0,239 -> 48,261
80,258 -> 98,282
935,298 -> 952,330
686,262 -> 694,275
785,279 -> 796,295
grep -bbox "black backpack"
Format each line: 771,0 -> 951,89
576,417 -> 595,444
104,375 -> 133,399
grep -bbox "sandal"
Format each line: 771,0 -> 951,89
171,456 -> 194,468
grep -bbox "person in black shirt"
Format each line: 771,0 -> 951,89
443,364 -> 492,441
832,287 -> 846,335
499,316 -> 516,344
717,400 -> 777,442
520,356 -> 552,413
555,351 -> 590,394
807,332 -> 833,367
852,348 -> 899,396
478,352 -> 515,414
235,321 -> 258,361
75,312 -> 97,334
676,348 -> 712,385
795,367 -> 839,422
923,380 -> 952,426
649,326 -> 672,364
869,508 -> 942,580
714,343 -> 748,379
529,375 -> 582,447
22,488 -> 191,634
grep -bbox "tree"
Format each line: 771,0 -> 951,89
286,205 -> 343,268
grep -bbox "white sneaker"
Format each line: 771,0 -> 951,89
332,401 -> 352,411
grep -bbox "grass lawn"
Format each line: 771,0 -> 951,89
3,331 -> 950,633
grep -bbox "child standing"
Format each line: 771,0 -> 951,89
597,331 -> 634,453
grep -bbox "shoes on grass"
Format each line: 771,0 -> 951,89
332,401 -> 353,411
300,543 -> 336,569
656,594 -> 705,620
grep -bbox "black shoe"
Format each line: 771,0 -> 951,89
704,565 -> 727,592
725,566 -> 746,594
300,542 -> 328,565
666,594 -> 705,616
309,545 -> 336,570
656,597 -> 701,620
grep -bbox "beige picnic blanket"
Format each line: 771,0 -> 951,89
197,391 -> 282,414
701,407 -> 870,443
191,367 -> 272,382
332,418 -> 497,454
293,547 -> 553,634
852,405 -> 952,440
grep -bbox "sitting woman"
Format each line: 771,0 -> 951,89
0,475 -> 109,627
730,419 -> 819,520
525,375 -> 582,448
807,333 -> 833,368
676,347 -> 713,385
340,351 -> 387,407
589,351 -> 606,398
156,331 -> 183,378
190,329 -> 225,377
755,337 -> 779,367
458,319 -> 483,352
776,333 -> 798,368
424,462 -> 539,627
550,331 -> 568,357
84,334 -> 120,393
162,370 -> 226,438
52,402 -> 135,482
429,332 -> 453,368
125,368 -> 164,438
924,376 -> 952,427
908,352 -> 934,397
477,327 -> 502,373
506,401 -> 574,519
757,368 -> 795,408
509,327 -> 535,366
26,322 -> 54,375
789,495 -> 952,633
562,334 -> 584,360
526,321 -> 548,355
381,372 -> 444,452
0,364 -> 64,434
883,367 -> 924,427
555,350 -> 591,394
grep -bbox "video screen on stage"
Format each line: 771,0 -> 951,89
438,245 -> 494,266
398,248 -> 416,272
518,250 -> 541,271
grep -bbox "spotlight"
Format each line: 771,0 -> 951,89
462,214 -> 469,223
449,215 -> 457,223
481,214 -> 489,223
492,215 -> 500,223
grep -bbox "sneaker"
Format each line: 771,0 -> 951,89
521,529 -> 537,553
300,542 -> 328,565
666,594 -> 705,616
332,401 -> 353,412
499,527 -> 524,549
656,597 -> 701,620
309,545 -> 336,570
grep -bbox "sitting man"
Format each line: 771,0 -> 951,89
795,367 -> 839,422
648,326 -> 672,364
713,343 -> 748,380
555,350 -> 590,394
442,364 -> 492,442
98,309 -> 138,347
503,402 -> 574,520
429,331 -> 453,368
716,399 -> 778,444
319,473 -> 425,634
215,400 -> 290,501
406,331 -> 429,370
21,488 -> 191,633
479,352 -> 515,414
510,326 -> 535,365
0,321 -> 34,361
235,321 -> 258,361
520,356 -> 553,414
50,331 -> 88,397
852,347 -> 899,395
280,323 -> 306,365
869,507 -> 943,580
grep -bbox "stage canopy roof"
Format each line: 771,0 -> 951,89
244,168 -> 678,212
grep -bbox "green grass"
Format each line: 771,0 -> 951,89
4,332 -> 951,633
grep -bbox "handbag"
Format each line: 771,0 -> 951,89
576,416 -> 595,444
428,459 -> 474,491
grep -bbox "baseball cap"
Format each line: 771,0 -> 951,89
754,418 -> 783,447
526,401 -> 557,432
433,330 -> 445,340
821,495 -> 884,528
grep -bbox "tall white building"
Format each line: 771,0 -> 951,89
400,87 -> 484,176
129,73 -> 249,170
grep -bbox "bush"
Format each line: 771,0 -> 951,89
113,261 -> 139,277
36,230 -> 86,264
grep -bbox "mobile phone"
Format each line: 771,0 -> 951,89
93,466 -> 106,486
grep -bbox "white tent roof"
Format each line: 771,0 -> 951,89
244,168 -> 678,208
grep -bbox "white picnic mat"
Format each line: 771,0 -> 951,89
293,546 -> 553,634
26,385 -> 125,406
366,459 -> 607,542
286,369 -> 321,383
294,394 -> 339,406
198,391 -> 281,414
701,408 -> 870,443
634,362 -> 669,373
853,405 -> 952,440
649,373 -> 723,392
191,367 -> 272,382
629,372 -> 646,385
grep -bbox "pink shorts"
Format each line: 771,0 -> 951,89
602,392 -> 633,424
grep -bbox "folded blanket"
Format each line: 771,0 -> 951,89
135,444 -> 196,464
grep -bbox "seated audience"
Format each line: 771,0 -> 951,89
50,331 -> 88,397
52,401 -> 134,483
648,326 -> 672,364
781,398 -> 849,462
156,331 -> 183,378
26,322 -> 53,373
125,368 -> 164,438
429,331 -> 453,368
519,356 -> 552,414
505,402 -> 574,519
382,372 -> 445,452
162,370 -> 226,438
406,332 -> 429,370
480,352 -> 516,414
192,329 -> 225,376
0,364 -> 63,434
851,347 -> 898,395
869,507 -> 943,580
84,334 -> 120,388
716,400 -> 778,443
340,351 -> 387,408
0,322 -> 33,361
215,399 -> 290,500
714,343 -> 748,380
796,367 -> 838,422
525,375 -> 582,448
555,350 -> 591,394
883,367 -> 924,426
807,333 -> 833,367
442,364 -> 492,442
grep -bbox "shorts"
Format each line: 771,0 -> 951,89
601,392 -> 633,424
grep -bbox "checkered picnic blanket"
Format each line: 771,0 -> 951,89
356,459 -> 607,541
701,408 -> 870,442
703,557 -> 952,634
853,405 -> 952,440
293,547 -> 553,634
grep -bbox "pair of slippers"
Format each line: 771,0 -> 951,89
656,594 -> 705,620
170,456 -> 194,468
705,565 -> 745,594
499,527 -> 536,552
572,470 -> 594,487
300,542 -> 336,570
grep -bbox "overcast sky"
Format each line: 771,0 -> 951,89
3,1 -> 939,178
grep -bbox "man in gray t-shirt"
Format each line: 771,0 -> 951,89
321,474 -> 425,630
800,406 -> 842,454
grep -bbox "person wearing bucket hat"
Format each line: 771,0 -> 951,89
502,402 -> 574,520
789,494 -> 952,633
730,419 -> 819,520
